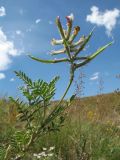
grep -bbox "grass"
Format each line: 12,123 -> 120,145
0,92 -> 120,160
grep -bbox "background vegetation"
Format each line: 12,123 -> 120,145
0,85 -> 120,160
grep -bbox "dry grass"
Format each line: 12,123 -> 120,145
0,92 -> 120,159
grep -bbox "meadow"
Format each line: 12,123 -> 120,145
0,91 -> 120,160
0,14 -> 119,160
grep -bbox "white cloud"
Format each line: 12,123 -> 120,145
15,30 -> 24,37
16,30 -> 22,35
0,6 -> 6,17
35,19 -> 41,24
86,6 -> 120,36
90,72 -> 99,80
0,73 -> 6,79
0,28 -> 18,71
10,78 -> 15,82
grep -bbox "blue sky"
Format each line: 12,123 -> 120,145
0,0 -> 120,99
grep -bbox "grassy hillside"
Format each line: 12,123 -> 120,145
0,92 -> 120,160
70,92 -> 120,124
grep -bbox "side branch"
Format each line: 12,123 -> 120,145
29,55 -> 70,63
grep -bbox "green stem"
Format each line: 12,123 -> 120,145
13,68 -> 74,160
4,145 -> 11,160
56,17 -> 72,60
10,70 -> 75,160
41,65 -> 75,127
29,55 -> 69,64
74,28 -> 94,57
75,41 -> 113,69
57,69 -> 74,106
63,40 -> 72,60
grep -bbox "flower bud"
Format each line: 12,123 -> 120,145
55,16 -> 60,25
73,26 -> 80,35
56,16 -> 65,39
66,13 -> 74,26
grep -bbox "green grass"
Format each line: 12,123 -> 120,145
0,92 -> 120,160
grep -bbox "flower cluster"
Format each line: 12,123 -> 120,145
33,146 -> 55,159
29,13 -> 112,129
29,13 -> 112,74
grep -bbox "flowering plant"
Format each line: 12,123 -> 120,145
1,14 -> 112,160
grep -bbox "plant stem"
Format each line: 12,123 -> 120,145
41,65 -> 75,128
57,67 -> 74,106
9,67 -> 75,160
4,145 -> 11,160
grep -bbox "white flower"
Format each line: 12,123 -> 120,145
33,153 -> 38,157
38,151 -> 46,157
49,146 -> 55,151
48,153 -> 53,157
42,147 -> 47,151
37,155 -> 41,159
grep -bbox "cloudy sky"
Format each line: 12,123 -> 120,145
0,0 -> 120,99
